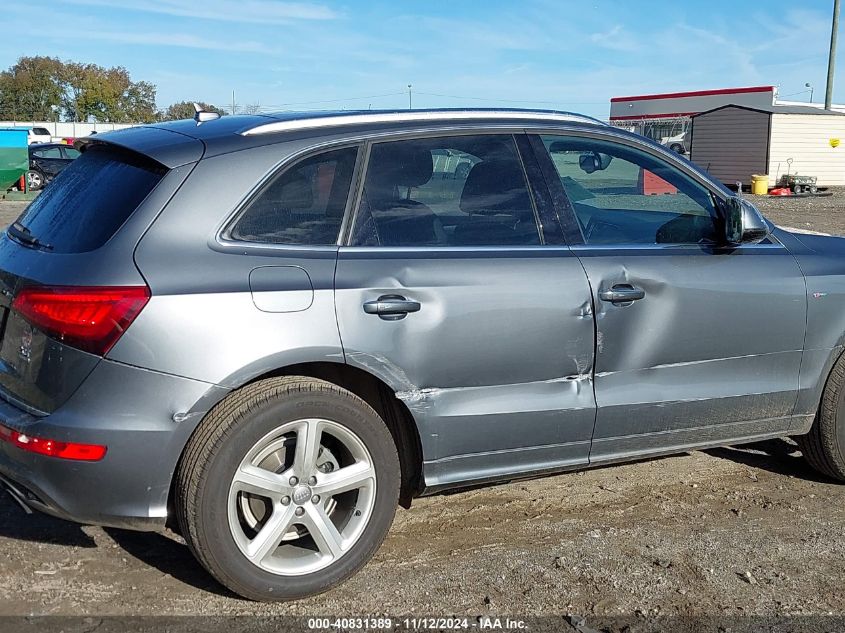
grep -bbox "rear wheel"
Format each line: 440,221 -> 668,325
669,143 -> 685,155
798,352 -> 845,481
175,377 -> 401,601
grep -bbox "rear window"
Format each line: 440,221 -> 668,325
13,145 -> 166,253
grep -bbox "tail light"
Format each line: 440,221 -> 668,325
0,423 -> 106,461
12,285 -> 150,356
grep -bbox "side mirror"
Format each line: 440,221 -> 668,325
578,151 -> 613,174
724,196 -> 770,245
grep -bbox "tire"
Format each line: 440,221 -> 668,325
793,184 -> 803,194
175,376 -> 401,601
25,170 -> 44,191
797,352 -> 845,481
669,143 -> 685,155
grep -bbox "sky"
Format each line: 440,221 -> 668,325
0,0 -> 842,119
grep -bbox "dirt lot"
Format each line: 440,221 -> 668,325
0,193 -> 845,624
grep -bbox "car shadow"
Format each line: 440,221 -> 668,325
0,491 -> 97,547
103,527 -> 235,598
704,437 -> 834,483
0,490 -> 233,597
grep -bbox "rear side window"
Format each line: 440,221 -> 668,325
229,146 -> 359,246
14,145 -> 166,254
350,134 -> 540,247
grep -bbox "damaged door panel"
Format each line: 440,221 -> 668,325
578,247 -> 806,460
336,251 -> 596,487
532,132 -> 807,462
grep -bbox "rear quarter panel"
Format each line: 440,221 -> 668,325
110,139 -> 348,387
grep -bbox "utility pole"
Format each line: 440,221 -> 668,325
407,84 -> 412,110
826,0 -> 840,109
232,90 -> 236,115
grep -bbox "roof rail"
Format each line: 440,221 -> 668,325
240,109 -> 605,136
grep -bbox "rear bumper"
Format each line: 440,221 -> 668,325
0,358 -> 228,530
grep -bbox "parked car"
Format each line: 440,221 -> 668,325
25,143 -> 81,190
661,130 -> 690,154
2,109 -> 845,602
26,127 -> 52,145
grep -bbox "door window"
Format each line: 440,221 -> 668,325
540,135 -> 719,245
33,147 -> 63,158
350,134 -> 541,247
229,146 -> 358,246
63,147 -> 81,159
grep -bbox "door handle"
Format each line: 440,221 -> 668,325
599,284 -> 645,304
363,295 -> 421,320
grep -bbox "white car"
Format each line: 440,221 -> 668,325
27,127 -> 52,145
661,130 -> 689,155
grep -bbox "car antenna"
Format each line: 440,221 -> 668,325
193,103 -> 221,124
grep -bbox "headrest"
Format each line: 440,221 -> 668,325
460,160 -> 530,214
272,172 -> 313,210
368,143 -> 433,190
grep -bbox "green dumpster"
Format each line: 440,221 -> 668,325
0,128 -> 29,191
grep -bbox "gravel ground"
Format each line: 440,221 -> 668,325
0,192 -> 844,623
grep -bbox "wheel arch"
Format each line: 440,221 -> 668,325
170,360 -> 425,529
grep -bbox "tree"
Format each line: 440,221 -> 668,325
0,56 -> 64,120
0,56 -> 158,123
61,62 -> 157,123
160,101 -> 228,121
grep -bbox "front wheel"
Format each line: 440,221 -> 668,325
175,377 -> 401,601
797,351 -> 845,481
25,170 -> 44,191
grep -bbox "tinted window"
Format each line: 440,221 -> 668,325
14,145 -> 165,253
63,147 -> 81,159
230,147 -> 358,246
351,135 -> 539,247
541,135 -> 718,245
31,128 -> 50,135
33,147 -> 62,158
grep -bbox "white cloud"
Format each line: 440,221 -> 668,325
59,0 -> 338,24
590,25 -> 641,52
80,30 -> 271,53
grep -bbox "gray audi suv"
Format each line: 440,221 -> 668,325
1,108 -> 845,601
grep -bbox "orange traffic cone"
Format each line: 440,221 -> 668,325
18,174 -> 25,192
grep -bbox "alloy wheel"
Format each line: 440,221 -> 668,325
227,418 -> 376,576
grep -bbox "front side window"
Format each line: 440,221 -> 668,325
541,135 -> 719,245
350,134 -> 540,247
229,146 -> 359,246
